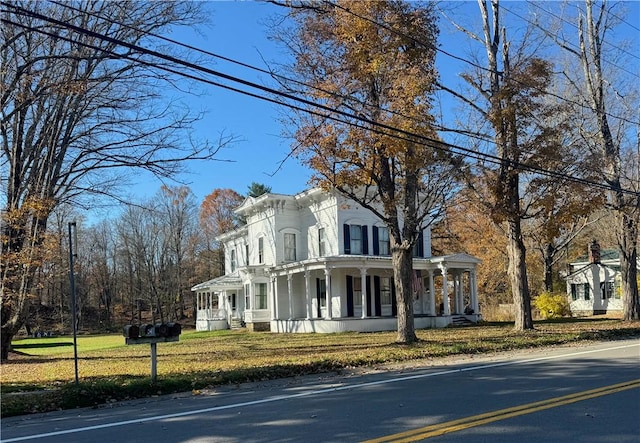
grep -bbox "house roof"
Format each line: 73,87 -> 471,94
234,192 -> 297,216
571,248 -> 619,264
191,273 -> 243,292
429,253 -> 482,266
266,253 -> 481,278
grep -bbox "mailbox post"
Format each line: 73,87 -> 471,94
123,323 -> 181,382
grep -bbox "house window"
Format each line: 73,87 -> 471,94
258,237 -> 264,264
245,244 -> 249,266
344,224 -> 368,254
380,277 -> 392,305
255,283 -> 268,309
571,283 -> 591,300
601,281 -> 615,299
318,227 -> 326,257
244,283 -> 251,309
284,233 -> 296,262
413,230 -> 424,257
230,249 -> 236,272
584,283 -> 590,300
350,225 -> 362,254
354,277 -> 362,306
318,279 -> 326,307
378,227 -> 390,256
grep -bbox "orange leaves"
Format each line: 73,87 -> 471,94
284,1 -> 442,191
199,188 -> 243,238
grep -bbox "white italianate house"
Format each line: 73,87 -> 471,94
565,240 -> 626,317
192,188 -> 481,333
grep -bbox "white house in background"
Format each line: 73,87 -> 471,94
565,240 -> 624,316
192,188 -> 481,333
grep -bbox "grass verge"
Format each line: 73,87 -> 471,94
2,319 -> 639,417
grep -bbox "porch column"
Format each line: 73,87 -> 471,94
455,271 -> 463,314
325,267 -> 332,320
304,269 -> 311,320
439,264 -> 450,315
360,267 -> 368,319
287,273 -> 294,320
471,270 -> 479,314
418,271 -> 426,315
428,270 -> 435,315
270,277 -> 277,320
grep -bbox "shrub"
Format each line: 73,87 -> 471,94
534,292 -> 571,319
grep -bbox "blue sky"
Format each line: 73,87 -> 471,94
126,0 -> 639,208
145,1 -> 311,203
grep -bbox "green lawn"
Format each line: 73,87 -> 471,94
2,319 -> 639,417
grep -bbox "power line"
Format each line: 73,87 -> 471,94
529,1 -> 640,62
607,9 -> 640,33
511,2 -> 640,70
43,0 -> 640,168
327,0 -> 639,126
47,0 -> 495,147
2,1 -> 634,196
2,1 -> 638,198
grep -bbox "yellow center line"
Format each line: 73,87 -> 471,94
362,379 -> 640,443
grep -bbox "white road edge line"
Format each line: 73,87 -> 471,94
3,342 -> 638,442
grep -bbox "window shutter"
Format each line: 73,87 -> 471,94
343,224 -> 351,254
417,231 -> 424,257
362,225 -> 369,255
391,280 -> 397,316
316,278 -> 321,317
372,226 -> 379,255
374,275 -> 381,316
584,283 -> 591,300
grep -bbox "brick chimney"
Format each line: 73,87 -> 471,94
589,239 -> 601,264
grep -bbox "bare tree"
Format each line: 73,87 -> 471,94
83,220 -> 118,327
0,1 -> 230,360
156,185 -> 199,320
116,204 -> 164,323
439,0 -> 571,330
553,0 -> 639,320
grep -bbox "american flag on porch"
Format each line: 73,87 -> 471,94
412,270 -> 423,297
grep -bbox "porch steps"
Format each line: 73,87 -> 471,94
450,315 -> 474,327
230,318 -> 245,329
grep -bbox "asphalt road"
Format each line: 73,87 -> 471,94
1,339 -> 639,443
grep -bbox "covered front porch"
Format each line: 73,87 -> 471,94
192,274 -> 244,331
267,253 -> 481,333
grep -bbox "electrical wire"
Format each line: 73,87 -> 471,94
46,0 -> 495,147
2,1 -> 638,198
325,0 -> 639,127
43,0 -> 639,170
529,1 -> 640,62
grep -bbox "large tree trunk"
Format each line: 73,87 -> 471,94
506,218 -> 533,330
1,275 -> 31,361
618,211 -> 640,320
544,244 -> 554,292
0,329 -> 13,361
1,211 -> 45,361
392,245 -> 417,343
